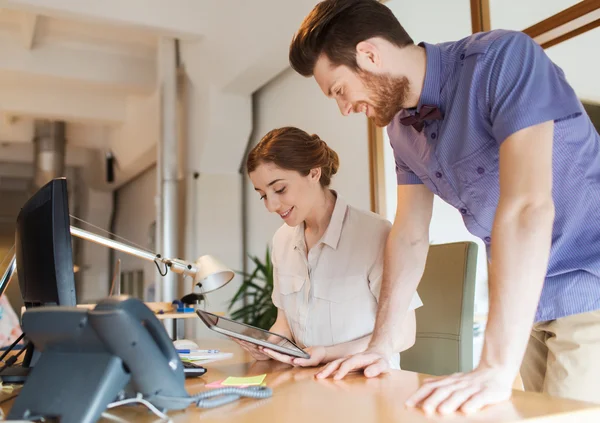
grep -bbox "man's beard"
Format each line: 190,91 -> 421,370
359,71 -> 410,127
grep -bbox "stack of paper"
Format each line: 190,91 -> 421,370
178,349 -> 233,365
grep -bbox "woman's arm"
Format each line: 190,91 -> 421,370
262,310 -> 416,367
269,309 -> 293,339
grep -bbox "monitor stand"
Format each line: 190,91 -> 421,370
0,366 -> 30,384
0,343 -> 36,384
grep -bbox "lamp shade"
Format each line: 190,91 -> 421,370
194,255 -> 235,293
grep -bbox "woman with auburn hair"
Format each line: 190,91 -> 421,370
234,126 -> 422,374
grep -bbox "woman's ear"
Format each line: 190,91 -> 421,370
309,167 -> 322,183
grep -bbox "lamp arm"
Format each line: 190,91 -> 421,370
0,254 -> 16,297
0,227 -> 233,298
69,227 -> 198,280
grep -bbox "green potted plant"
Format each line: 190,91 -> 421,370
228,246 -> 277,330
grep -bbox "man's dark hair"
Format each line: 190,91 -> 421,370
289,0 -> 414,77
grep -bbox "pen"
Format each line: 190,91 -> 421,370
177,349 -> 220,354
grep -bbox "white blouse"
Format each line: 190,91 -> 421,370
271,193 -> 422,369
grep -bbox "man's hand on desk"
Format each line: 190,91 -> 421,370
314,348 -> 391,380
405,364 -> 513,415
261,346 -> 326,367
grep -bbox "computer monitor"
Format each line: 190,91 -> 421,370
0,177 -> 77,383
15,177 -> 76,309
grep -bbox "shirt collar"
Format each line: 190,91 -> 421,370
320,191 -> 347,250
292,224 -> 305,252
292,191 -> 348,252
416,42 -> 443,113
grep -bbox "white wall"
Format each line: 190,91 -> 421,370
245,68 -> 371,262
387,0 -> 472,44
113,166 -> 158,299
183,173 -> 244,339
76,187 -> 113,303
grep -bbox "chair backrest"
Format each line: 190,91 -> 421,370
400,241 -> 478,376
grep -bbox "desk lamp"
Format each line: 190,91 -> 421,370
1,227 -> 235,299
69,226 -> 235,296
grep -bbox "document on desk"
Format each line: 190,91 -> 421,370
179,351 -> 233,364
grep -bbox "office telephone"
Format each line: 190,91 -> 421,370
8,296 -> 272,423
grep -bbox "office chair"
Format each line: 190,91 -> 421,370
400,241 -> 478,376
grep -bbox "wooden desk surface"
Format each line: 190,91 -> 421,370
98,339 -> 600,423
2,339 -> 600,422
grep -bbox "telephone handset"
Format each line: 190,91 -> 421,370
90,296 -> 189,407
8,296 -> 272,423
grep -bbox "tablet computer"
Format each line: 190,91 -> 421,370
196,309 -> 310,359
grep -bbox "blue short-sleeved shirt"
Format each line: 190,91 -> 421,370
387,29 -> 600,322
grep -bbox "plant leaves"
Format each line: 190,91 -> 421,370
228,245 -> 277,329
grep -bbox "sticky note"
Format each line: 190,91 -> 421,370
205,379 -> 245,388
206,378 -> 267,389
221,374 -> 266,386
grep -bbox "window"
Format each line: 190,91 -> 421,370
119,269 -> 145,299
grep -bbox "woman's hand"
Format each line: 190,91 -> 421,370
230,338 -> 271,361
260,345 -> 327,367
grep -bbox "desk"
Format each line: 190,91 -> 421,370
2,339 -> 600,422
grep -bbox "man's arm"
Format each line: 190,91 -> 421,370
406,120 -> 555,415
480,120 -> 555,372
316,184 -> 433,379
369,185 -> 432,354
323,308 -> 416,361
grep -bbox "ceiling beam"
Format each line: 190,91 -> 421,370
0,142 -> 91,167
0,114 -> 112,148
0,80 -> 127,124
470,0 -> 491,33
0,0 -> 206,39
523,0 -> 600,49
0,162 -> 34,179
0,36 -> 155,94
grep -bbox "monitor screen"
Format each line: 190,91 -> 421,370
15,177 -> 76,308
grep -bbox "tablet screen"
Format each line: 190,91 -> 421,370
196,310 -> 307,357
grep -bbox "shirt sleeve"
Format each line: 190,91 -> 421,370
386,125 -> 423,185
395,156 -> 423,185
482,31 -> 583,145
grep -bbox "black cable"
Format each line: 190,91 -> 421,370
0,332 -> 26,364
154,257 -> 168,277
0,341 -> 30,374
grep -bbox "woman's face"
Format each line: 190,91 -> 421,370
249,162 -> 321,227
